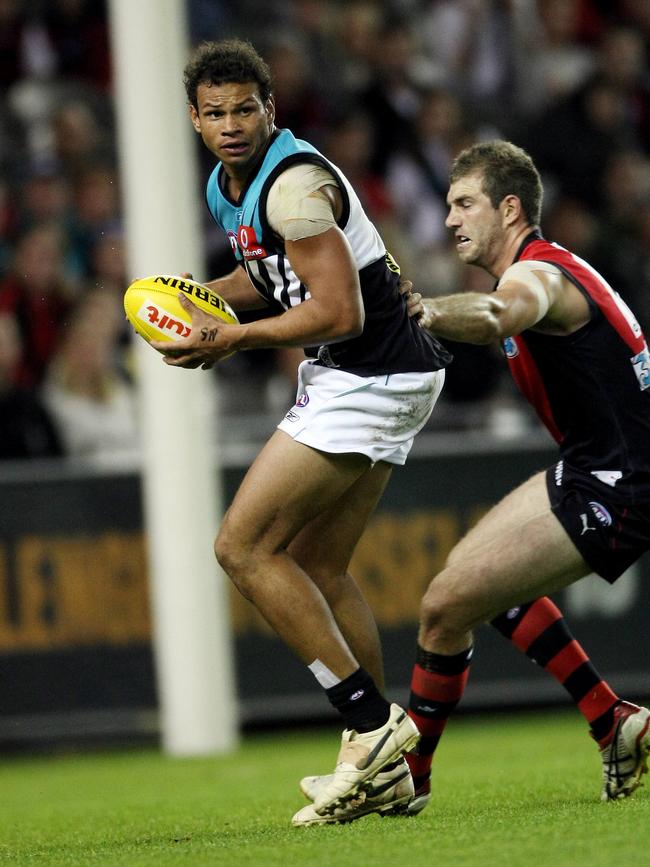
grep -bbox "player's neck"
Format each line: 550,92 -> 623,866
491,224 -> 535,279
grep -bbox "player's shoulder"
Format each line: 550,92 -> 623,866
498,259 -> 564,293
271,161 -> 338,191
267,162 -> 340,221
502,260 -> 562,281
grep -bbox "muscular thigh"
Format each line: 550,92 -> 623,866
430,472 -> 591,627
448,471 -> 551,565
221,430 -> 371,551
289,460 -> 393,579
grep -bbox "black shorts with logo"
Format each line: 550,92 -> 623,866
546,460 -> 650,583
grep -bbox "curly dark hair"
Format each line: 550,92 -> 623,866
183,39 -> 273,108
450,140 -> 543,226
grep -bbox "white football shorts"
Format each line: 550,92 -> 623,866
277,360 -> 445,465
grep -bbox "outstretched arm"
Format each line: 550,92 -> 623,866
406,262 -> 589,343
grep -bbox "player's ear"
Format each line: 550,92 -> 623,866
502,194 -> 521,226
189,104 -> 201,133
265,95 -> 275,126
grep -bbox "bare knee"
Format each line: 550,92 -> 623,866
214,521 -> 257,598
418,571 -> 472,645
446,539 -> 470,569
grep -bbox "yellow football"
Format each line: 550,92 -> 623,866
123,274 -> 238,344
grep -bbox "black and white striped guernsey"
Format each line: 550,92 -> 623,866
205,128 -> 451,377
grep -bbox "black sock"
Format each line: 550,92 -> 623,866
325,667 -> 391,733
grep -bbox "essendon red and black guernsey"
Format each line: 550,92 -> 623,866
502,232 -> 650,498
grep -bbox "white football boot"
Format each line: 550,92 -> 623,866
293,758 -> 415,826
309,703 -> 420,815
600,702 -> 650,801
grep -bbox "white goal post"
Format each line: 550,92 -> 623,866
107,0 -> 238,756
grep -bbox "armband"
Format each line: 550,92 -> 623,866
500,260 -> 552,321
267,163 -> 339,240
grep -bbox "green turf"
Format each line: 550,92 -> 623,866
1,709 -> 647,866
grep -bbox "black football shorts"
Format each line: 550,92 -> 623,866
546,460 -> 650,583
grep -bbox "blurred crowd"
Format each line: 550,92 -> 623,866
1,0 -> 650,462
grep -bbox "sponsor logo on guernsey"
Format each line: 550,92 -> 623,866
237,224 -> 267,260
591,470 -> 622,488
284,410 -> 300,422
588,501 -> 612,527
350,690 -> 365,701
554,460 -> 564,486
227,230 -> 238,253
296,393 -> 309,407
506,607 -> 521,620
503,336 -> 519,358
631,344 -> 650,391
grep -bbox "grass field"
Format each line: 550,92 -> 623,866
2,709 -> 648,867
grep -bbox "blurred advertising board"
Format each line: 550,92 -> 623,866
1,438 -> 648,743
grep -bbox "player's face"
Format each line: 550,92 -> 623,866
190,81 -> 275,179
445,172 -> 505,273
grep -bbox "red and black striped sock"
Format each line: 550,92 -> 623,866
490,597 -> 619,742
406,644 -> 473,796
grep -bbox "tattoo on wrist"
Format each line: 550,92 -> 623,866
201,327 -> 218,342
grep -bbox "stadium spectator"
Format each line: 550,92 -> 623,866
322,108 -> 404,250
419,0 -> 516,130
17,160 -> 72,231
284,0 -> 347,104
262,34 -> 332,147
333,0 -> 384,94
42,290 -> 138,462
86,224 -> 134,349
385,85 -> 473,291
0,222 -> 76,388
0,311 -> 63,459
593,22 -> 650,150
188,0 -> 234,44
357,15 -> 429,175
523,72 -> 636,208
0,0 -> 50,88
599,147 -> 650,230
41,0 -> 111,90
87,223 -> 126,295
620,0 -> 650,32
512,0 -> 599,120
0,176 -> 16,276
0,1 -> 648,457
51,98 -> 115,180
67,164 -> 121,275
